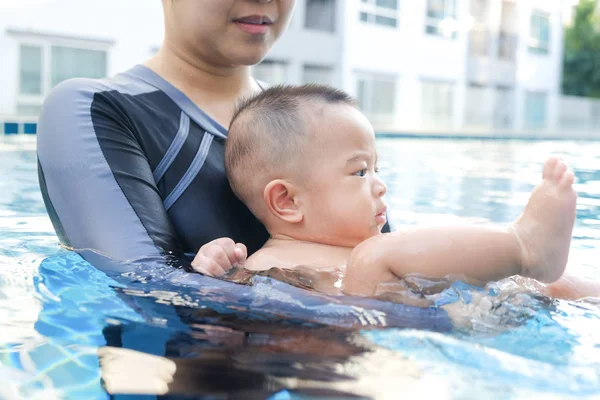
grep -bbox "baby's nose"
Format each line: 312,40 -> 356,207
374,176 -> 387,197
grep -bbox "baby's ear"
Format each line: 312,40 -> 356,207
264,179 -> 303,224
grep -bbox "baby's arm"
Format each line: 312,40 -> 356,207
343,226 -> 524,296
344,157 -> 577,298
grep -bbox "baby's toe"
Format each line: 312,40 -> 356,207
543,157 -> 560,180
552,159 -> 568,183
559,169 -> 575,189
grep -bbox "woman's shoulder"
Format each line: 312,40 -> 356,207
38,71 -> 167,140
38,73 -> 164,162
43,71 -> 159,108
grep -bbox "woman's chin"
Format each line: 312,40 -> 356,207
227,47 -> 272,67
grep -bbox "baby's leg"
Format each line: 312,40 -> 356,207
510,157 -> 577,283
545,274 -> 600,300
344,157 -> 576,297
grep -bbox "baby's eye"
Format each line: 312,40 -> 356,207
354,168 -> 367,177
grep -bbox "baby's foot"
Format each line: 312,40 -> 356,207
511,157 -> 577,283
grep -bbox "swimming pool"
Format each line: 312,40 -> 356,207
1,136 -> 599,399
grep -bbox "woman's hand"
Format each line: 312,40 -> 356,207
190,238 -> 247,277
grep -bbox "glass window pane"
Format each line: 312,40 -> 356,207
540,17 -> 549,42
376,0 -> 398,10
19,45 -> 42,95
376,15 -> 398,27
529,12 -> 550,54
422,81 -> 454,119
372,79 -> 396,114
357,79 -> 367,111
50,46 -> 107,87
525,92 -> 547,129
252,60 -> 288,85
427,0 -> 446,19
493,87 -> 514,129
446,0 -> 457,18
426,24 -> 440,35
356,74 -> 396,115
305,0 -> 336,32
426,0 -> 456,36
360,12 -> 370,22
303,65 -> 334,85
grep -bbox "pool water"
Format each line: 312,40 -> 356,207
1,136 -> 599,399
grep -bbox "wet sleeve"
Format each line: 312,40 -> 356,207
37,78 -> 189,274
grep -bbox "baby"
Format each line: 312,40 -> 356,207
224,84 -> 596,301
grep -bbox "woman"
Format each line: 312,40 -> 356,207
37,0 -> 390,278
36,0 -> 293,276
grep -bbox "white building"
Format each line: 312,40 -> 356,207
262,0 -> 568,134
0,0 -> 597,136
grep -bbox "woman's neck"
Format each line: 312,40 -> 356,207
145,43 -> 259,101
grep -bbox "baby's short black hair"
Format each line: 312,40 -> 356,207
225,84 -> 356,219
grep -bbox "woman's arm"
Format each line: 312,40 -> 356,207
37,78 -> 183,273
38,78 -> 242,275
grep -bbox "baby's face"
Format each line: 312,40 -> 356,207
298,105 -> 387,248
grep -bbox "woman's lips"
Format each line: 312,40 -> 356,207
234,15 -> 273,35
235,22 -> 270,35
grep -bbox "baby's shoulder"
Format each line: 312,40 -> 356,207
246,242 -> 350,271
245,246 -> 299,271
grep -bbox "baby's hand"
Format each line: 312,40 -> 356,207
190,238 -> 247,277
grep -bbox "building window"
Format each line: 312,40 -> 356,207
12,32 -> 111,117
421,80 -> 454,128
355,72 -> 397,116
470,0 -> 488,23
252,59 -> 288,85
469,29 -> 489,56
50,46 -> 107,87
426,0 -> 458,38
303,65 -> 334,85
493,86 -> 514,129
19,45 -> 43,95
525,91 -> 547,130
498,32 -> 517,61
305,0 -> 336,32
468,0 -> 490,56
359,0 -> 400,28
529,11 -> 550,55
464,84 -> 492,127
498,1 -> 518,61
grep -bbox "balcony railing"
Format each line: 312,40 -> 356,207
498,32 -> 517,61
469,29 -> 490,57
469,30 -> 517,62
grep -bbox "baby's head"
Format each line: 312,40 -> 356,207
226,84 -> 387,248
